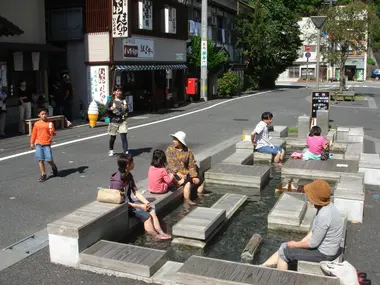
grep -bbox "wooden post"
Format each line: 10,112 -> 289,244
241,233 -> 262,262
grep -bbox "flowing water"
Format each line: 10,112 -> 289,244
123,165 -> 312,265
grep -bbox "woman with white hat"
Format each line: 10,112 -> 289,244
166,131 -> 204,205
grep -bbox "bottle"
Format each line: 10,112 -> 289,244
49,122 -> 53,134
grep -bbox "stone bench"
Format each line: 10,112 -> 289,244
175,256 -> 340,285
196,135 -> 241,174
205,163 -> 271,189
172,193 -> 247,248
332,91 -> 355,102
336,127 -> 364,143
333,173 -> 365,223
298,215 -> 348,276
236,139 -> 286,163
344,142 -> 363,160
222,150 -> 253,165
25,115 -> 65,136
80,241 -> 168,278
47,180 -> 183,268
359,153 -> 380,169
268,193 -> 308,232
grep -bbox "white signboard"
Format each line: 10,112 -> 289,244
123,38 -> 154,58
138,0 -> 153,30
165,6 -> 177,34
201,40 -> 207,68
112,0 -> 129,38
88,66 -> 109,105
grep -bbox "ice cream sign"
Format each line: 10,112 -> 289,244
123,38 -> 154,58
88,66 -> 109,105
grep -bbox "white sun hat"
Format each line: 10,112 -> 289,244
170,131 -> 187,146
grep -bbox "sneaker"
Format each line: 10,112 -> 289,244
108,150 -> 114,157
39,174 -> 47,182
52,165 -> 58,176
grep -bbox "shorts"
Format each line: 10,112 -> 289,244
278,242 -> 339,263
256,145 -> 282,155
129,201 -> 151,222
108,121 -> 128,136
35,145 -> 53,161
182,166 -> 204,185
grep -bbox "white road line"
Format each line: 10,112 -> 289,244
0,91 -> 272,162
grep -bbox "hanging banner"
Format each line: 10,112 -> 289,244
112,0 -> 129,38
138,0 -> 153,30
88,66 -> 109,105
165,6 -> 177,34
201,40 -> 207,68
32,52 -> 40,71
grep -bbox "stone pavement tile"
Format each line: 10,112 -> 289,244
0,248 -> 156,285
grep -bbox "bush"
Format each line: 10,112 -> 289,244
367,56 -> 376,66
217,71 -> 241,97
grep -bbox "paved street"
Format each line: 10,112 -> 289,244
0,87 -> 379,284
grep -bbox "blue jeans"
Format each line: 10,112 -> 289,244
278,242 -> 339,263
256,145 -> 282,155
35,145 -> 53,161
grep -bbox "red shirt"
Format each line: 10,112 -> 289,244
30,120 -> 56,145
148,166 -> 174,194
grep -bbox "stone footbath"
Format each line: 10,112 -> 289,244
46,122 -> 373,284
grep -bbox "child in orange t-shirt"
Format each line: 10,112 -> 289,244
30,108 -> 59,182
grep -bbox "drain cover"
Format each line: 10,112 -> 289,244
4,231 -> 48,255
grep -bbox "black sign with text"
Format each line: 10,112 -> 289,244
311,91 -> 329,118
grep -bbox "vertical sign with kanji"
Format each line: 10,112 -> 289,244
201,40 -> 207,68
310,91 -> 330,118
138,0 -> 152,30
112,0 -> 129,38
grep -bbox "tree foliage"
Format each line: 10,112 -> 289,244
315,1 -> 380,90
283,0 -> 324,17
236,1 -> 302,88
187,36 -> 229,72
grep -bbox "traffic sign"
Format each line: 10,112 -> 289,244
305,45 -> 311,52
305,52 -> 311,58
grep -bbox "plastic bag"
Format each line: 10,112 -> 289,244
320,261 -> 359,285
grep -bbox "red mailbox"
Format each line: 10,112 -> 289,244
186,78 -> 198,96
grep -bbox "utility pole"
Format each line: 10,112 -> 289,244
311,16 -> 327,91
200,0 -> 208,101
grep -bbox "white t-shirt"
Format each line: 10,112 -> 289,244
252,121 -> 271,149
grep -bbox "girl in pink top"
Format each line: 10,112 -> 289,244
148,149 -> 180,194
305,126 -> 329,158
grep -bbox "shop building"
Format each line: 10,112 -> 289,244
0,0 -> 62,128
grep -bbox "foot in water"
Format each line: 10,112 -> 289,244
156,233 -> 172,240
185,199 -> 197,206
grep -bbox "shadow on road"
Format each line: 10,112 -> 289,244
57,166 -> 89,178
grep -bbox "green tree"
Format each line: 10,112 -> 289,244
316,1 -> 380,90
283,0 -> 324,17
236,1 -> 302,88
187,36 -> 229,72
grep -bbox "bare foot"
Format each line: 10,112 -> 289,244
156,233 -> 172,240
185,199 -> 197,206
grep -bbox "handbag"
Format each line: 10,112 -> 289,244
321,150 -> 330,160
97,188 -> 125,204
320,261 -> 359,285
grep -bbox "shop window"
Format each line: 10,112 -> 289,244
301,68 -> 315,79
164,5 -> 177,34
288,66 -> 300,78
138,0 -> 153,30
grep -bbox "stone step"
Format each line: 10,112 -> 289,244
204,183 -> 261,200
222,150 -> 253,165
211,193 -> 248,219
175,256 -> 340,285
344,143 -> 363,160
172,207 -> 226,240
282,159 -> 359,181
270,126 -> 289,138
205,164 -> 270,189
268,193 -> 308,232
79,240 -> 168,278
359,153 -> 380,169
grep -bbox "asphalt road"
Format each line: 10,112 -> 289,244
0,86 -> 379,284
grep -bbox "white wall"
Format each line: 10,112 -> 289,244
0,0 -> 46,44
67,41 -> 87,118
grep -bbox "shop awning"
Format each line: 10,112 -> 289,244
0,16 -> 24,37
115,64 -> 187,71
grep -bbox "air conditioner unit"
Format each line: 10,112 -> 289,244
211,16 -> 217,26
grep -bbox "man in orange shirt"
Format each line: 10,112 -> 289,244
30,108 -> 59,182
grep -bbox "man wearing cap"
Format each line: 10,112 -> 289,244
166,131 -> 204,205
262,180 -> 344,270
